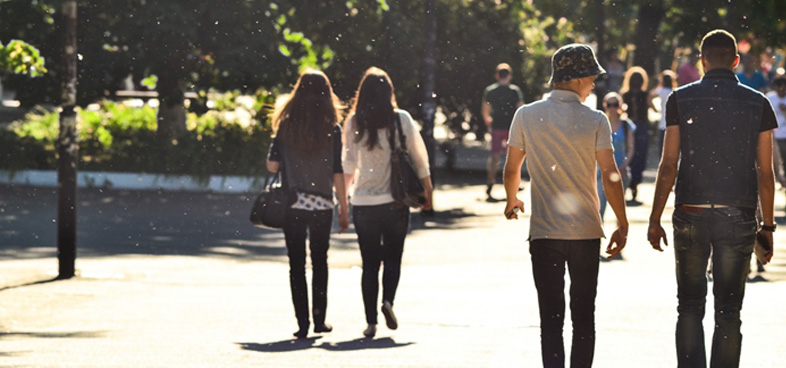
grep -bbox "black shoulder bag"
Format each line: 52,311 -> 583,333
249,165 -> 288,229
389,113 -> 426,208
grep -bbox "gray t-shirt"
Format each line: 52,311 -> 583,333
508,90 -> 613,241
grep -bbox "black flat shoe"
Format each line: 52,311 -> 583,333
381,301 -> 398,330
293,327 -> 309,339
314,323 -> 333,333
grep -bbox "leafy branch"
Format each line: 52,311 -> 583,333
0,40 -> 48,77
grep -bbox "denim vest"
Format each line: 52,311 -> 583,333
673,69 -> 767,209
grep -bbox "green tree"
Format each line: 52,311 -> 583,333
1,1 -> 294,135
0,39 -> 48,76
0,0 -> 59,106
5,0 -> 786,132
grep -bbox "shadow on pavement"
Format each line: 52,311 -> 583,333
410,207 -> 476,231
0,185 -> 304,261
0,174 -> 481,261
319,337 -> 415,351
0,276 -> 63,292
0,331 -> 106,339
237,337 -> 324,353
237,337 -> 414,353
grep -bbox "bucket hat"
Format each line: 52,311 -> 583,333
549,43 -> 606,84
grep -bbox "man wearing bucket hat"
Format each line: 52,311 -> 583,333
503,43 -> 629,367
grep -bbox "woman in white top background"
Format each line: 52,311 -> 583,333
343,67 -> 432,338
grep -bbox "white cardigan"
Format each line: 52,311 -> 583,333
343,109 -> 430,206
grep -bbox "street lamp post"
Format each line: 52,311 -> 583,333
57,0 -> 78,279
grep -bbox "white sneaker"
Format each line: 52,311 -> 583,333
381,301 -> 398,330
363,324 -> 377,338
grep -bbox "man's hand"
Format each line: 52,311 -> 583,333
647,222 -> 668,251
760,229 -> 775,263
504,198 -> 524,220
605,226 -> 627,259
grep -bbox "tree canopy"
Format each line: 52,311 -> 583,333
1,0 -> 785,127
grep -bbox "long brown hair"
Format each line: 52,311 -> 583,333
348,67 -> 399,150
620,66 -> 649,94
270,69 -> 342,156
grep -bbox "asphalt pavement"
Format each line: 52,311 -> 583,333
2,150 -> 786,367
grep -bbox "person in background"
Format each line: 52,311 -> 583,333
593,49 -> 624,110
621,66 -> 654,203
677,49 -> 701,86
597,92 -> 635,222
648,29 -> 776,367
737,53 -> 769,93
343,67 -> 433,338
266,69 -> 350,339
650,70 -> 678,160
504,43 -> 628,367
763,75 -> 786,275
768,76 -> 786,185
482,63 -> 524,201
603,49 -> 625,93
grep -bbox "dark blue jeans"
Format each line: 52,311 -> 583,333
283,208 -> 333,330
530,239 -> 600,368
672,206 -> 756,368
353,202 -> 410,324
629,119 -> 649,188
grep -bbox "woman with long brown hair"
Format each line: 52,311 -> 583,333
267,69 -> 349,339
343,67 -> 432,338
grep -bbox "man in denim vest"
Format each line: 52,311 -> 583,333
648,29 -> 777,367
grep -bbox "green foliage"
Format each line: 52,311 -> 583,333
0,93 -> 275,178
0,1 -> 59,106
0,39 -> 48,76
515,6 -> 579,101
271,7 -> 337,72
3,0 -> 786,135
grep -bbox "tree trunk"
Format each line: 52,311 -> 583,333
57,0 -> 78,279
589,0 -> 606,56
421,0 -> 437,187
633,0 -> 665,78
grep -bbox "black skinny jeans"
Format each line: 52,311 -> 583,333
283,208 -> 333,329
530,239 -> 601,368
352,202 -> 410,325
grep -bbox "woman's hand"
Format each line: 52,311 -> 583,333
420,176 -> 434,211
338,204 -> 350,233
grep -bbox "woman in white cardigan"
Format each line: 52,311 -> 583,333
343,67 -> 433,338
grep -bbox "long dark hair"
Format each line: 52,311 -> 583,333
621,66 -> 649,93
270,69 -> 342,156
348,67 -> 399,150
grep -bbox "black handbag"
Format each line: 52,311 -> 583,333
249,169 -> 288,229
389,113 -> 426,208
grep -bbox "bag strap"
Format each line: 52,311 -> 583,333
390,111 -> 407,151
267,160 -> 284,189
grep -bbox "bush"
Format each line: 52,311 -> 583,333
0,91 -> 275,179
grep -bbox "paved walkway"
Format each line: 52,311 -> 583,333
2,172 -> 786,367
